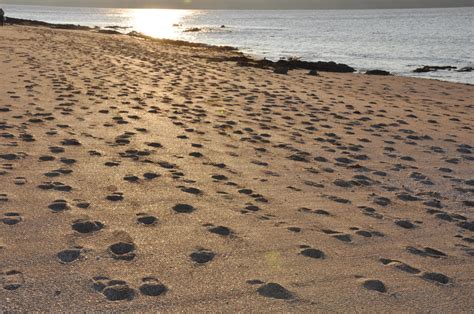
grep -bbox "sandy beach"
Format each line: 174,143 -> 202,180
0,25 -> 473,311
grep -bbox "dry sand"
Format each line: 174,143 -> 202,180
0,25 -> 473,312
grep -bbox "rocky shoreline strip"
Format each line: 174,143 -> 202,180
5,16 -> 472,77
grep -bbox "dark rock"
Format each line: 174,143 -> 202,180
457,66 -> 473,72
223,56 -> 355,73
183,27 -> 201,32
366,70 -> 391,76
98,29 -> 122,35
413,65 -> 457,73
275,59 -> 355,73
6,17 -> 90,30
274,66 -> 289,75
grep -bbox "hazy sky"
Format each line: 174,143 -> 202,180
2,0 -> 473,9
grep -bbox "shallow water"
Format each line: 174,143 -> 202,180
3,4 -> 473,83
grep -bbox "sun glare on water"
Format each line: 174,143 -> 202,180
130,9 -> 192,39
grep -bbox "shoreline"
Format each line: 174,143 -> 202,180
5,16 -> 472,84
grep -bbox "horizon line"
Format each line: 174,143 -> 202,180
3,3 -> 474,11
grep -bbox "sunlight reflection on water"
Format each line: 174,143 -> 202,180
129,9 -> 193,39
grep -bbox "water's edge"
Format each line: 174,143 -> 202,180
5,16 -> 472,85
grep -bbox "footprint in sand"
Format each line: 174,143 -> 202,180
106,192 -> 124,202
2,270 -> 24,290
136,213 -> 158,226
2,212 -> 23,225
139,277 -> 167,296
109,242 -> 136,261
421,272 -> 451,285
361,279 -> 387,293
256,282 -> 295,300
406,246 -> 447,258
38,181 -> 73,192
395,220 -> 417,229
380,258 -> 421,274
205,224 -> 233,237
57,248 -> 82,263
13,177 -> 27,185
48,199 -> 70,212
92,276 -> 135,301
172,203 -> 196,214
300,247 -> 325,259
190,248 -> 215,264
322,229 -> 352,243
72,218 -> 104,234
0,193 -> 8,202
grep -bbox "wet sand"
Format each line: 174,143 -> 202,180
0,25 -> 473,311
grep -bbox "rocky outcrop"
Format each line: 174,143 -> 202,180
413,66 -> 457,73
98,29 -> 122,35
457,66 -> 473,73
275,59 -> 355,73
226,56 -> 355,73
366,70 -> 391,76
6,17 -> 90,30
274,66 -> 289,75
183,27 -> 201,33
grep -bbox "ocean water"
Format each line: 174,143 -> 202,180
2,4 -> 473,84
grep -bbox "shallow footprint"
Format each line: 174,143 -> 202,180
207,225 -> 232,237
421,272 -> 450,285
92,276 -> 135,301
109,242 -> 136,260
2,212 -> 23,225
57,248 -> 81,263
173,203 -> 196,214
190,248 -> 215,264
136,213 -> 157,226
300,248 -> 325,259
2,270 -> 24,290
48,199 -> 70,212
380,258 -> 421,274
361,279 -> 387,293
106,192 -> 124,202
14,177 -> 27,185
333,234 -> 352,243
257,282 -> 294,300
72,219 -> 104,234
139,277 -> 167,296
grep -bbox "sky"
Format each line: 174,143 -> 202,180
1,0 -> 473,9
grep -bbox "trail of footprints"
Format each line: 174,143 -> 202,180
0,27 -> 472,307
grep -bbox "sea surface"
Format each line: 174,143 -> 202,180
2,4 -> 473,84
